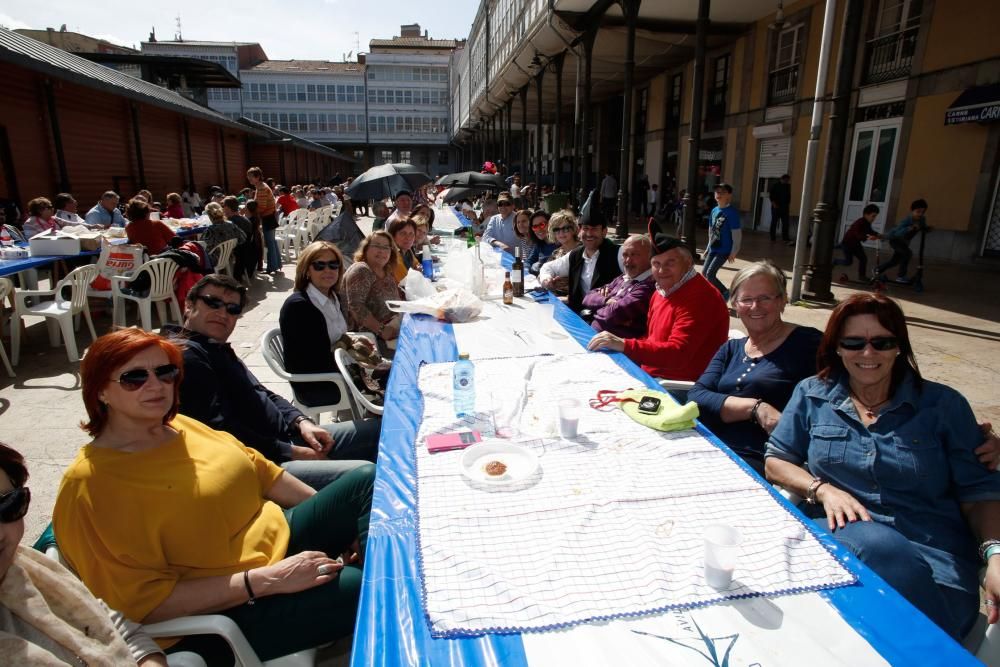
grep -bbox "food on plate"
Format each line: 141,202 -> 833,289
483,460 -> 508,477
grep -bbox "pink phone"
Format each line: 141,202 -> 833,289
426,430 -> 482,453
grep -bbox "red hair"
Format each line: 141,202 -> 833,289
816,293 -> 921,393
80,329 -> 185,437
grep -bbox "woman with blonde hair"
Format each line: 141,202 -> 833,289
343,231 -> 403,346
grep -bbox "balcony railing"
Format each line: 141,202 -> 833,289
767,64 -> 799,106
863,26 -> 919,85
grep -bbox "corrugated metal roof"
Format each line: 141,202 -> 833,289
0,27 -> 256,134
369,37 -> 461,48
248,60 -> 365,74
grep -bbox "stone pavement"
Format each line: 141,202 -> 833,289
2,222 -> 998,550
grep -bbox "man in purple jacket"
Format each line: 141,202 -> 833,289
581,234 -> 655,338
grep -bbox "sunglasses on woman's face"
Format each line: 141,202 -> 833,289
552,226 -> 571,233
531,222 -> 548,230
838,336 -> 899,351
115,364 -> 180,391
196,294 -> 244,315
310,260 -> 341,272
0,486 -> 29,523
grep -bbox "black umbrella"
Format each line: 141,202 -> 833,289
435,171 -> 507,189
442,185 -> 496,203
346,163 -> 431,201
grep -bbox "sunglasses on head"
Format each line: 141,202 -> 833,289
838,336 -> 899,351
310,260 -> 341,272
115,364 -> 180,391
196,294 -> 244,315
0,486 -> 30,523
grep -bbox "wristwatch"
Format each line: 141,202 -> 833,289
291,415 -> 313,429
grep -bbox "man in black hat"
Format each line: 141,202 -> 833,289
539,191 -> 622,312
587,230 -> 729,381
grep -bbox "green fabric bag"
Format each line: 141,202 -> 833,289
596,388 -> 699,432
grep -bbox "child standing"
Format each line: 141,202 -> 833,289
702,183 -> 742,300
875,198 -> 930,283
833,204 -> 881,281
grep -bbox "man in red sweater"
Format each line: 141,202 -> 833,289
588,233 -> 729,381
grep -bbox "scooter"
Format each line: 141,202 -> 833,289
873,229 -> 927,293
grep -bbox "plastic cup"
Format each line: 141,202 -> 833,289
491,395 -> 517,439
534,302 -> 555,332
704,525 -> 742,589
558,398 -> 581,439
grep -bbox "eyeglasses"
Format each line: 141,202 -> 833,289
735,294 -> 780,308
196,294 -> 244,315
115,364 -> 180,391
531,222 -> 548,230
369,243 -> 392,252
310,260 -> 341,272
498,201 -> 514,207
838,336 -> 899,352
0,487 -> 30,523
552,226 -> 572,233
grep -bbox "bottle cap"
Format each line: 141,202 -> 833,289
458,353 -> 470,360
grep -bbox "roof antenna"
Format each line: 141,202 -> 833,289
174,14 -> 183,42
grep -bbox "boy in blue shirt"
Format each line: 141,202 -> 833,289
875,198 -> 930,283
702,183 -> 742,300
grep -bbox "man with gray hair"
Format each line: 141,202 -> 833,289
84,191 -> 126,228
588,232 -> 729,381
580,234 -> 655,339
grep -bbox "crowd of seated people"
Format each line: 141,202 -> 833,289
8,177 -> 1000,665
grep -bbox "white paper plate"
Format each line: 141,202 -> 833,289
460,441 -> 540,487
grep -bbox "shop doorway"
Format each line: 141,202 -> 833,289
752,137 -> 791,231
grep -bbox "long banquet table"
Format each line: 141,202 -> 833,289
353,236 -> 979,667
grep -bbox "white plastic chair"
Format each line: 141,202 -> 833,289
260,328 -> 352,423
211,238 -> 239,277
0,278 -> 16,376
111,257 -> 182,331
11,264 -> 98,364
42,545 -> 316,667
334,347 -> 384,418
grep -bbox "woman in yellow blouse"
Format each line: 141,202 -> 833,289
53,328 -> 375,663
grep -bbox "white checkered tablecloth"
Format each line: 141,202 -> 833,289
414,353 -> 856,637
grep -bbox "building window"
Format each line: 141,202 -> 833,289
668,73 -> 683,127
438,150 -> 449,165
381,150 -> 394,164
706,55 -> 729,131
400,150 -> 412,163
768,25 -> 802,105
864,0 -> 922,84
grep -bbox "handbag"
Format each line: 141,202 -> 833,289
590,389 -> 699,432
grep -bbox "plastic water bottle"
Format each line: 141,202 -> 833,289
453,353 -> 476,417
421,244 -> 434,280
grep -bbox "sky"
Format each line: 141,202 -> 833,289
0,1 -> 478,61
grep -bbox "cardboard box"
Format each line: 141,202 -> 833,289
28,230 -> 82,256
59,225 -> 102,251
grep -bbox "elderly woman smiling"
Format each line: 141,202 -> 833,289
765,294 -> 1000,640
688,261 -> 821,474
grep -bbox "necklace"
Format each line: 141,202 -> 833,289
850,391 -> 890,419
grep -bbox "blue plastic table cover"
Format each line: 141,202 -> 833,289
353,253 -> 977,667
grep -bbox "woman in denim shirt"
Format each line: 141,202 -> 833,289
765,294 -> 1000,640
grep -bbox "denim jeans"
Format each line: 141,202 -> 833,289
814,518 -> 978,639
702,252 -> 729,299
263,227 -> 282,273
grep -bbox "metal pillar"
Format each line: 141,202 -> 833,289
682,0 -> 710,253
578,29 -> 597,201
553,53 -> 565,194
219,128 -> 229,191
505,98 -> 513,172
790,0 -> 838,302
129,103 -> 147,189
182,119 -> 195,196
520,85 -> 529,179
42,80 -> 70,192
615,0 -> 641,238
571,48 -> 582,205
536,70 -> 545,199
806,0 -> 864,299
